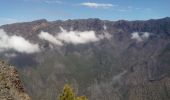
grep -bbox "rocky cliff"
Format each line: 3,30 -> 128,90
0,61 -> 31,100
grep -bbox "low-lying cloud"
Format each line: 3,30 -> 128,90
80,2 -> 115,9
39,27 -> 111,46
131,32 -> 150,42
38,31 -> 63,46
57,27 -> 99,44
0,29 -> 40,53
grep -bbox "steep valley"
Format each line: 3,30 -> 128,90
0,18 -> 170,100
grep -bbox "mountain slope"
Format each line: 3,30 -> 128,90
0,17 -> 170,100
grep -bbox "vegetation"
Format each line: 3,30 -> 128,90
59,84 -> 87,100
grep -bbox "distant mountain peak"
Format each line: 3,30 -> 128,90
31,19 -> 48,23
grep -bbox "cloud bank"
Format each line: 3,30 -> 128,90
131,32 -> 150,42
80,2 -> 114,8
57,27 -> 99,44
0,29 -> 40,53
39,27 -> 111,46
38,31 -> 63,46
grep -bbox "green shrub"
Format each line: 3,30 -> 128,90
59,84 -> 87,100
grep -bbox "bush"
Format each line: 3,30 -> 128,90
59,84 -> 87,100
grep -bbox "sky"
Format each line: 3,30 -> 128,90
0,0 -> 170,25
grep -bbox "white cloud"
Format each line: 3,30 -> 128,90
80,2 -> 115,8
38,31 -> 63,46
98,25 -> 112,39
131,32 -> 142,42
0,29 -> 40,53
103,24 -> 107,30
57,27 -> 99,44
38,27 -> 112,45
142,32 -> 150,39
44,0 -> 62,4
131,32 -> 150,42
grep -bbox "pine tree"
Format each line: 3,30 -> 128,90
59,84 -> 87,100
59,84 -> 75,100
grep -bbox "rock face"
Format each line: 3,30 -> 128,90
0,17 -> 170,100
0,61 -> 31,100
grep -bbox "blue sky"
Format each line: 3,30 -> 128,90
0,0 -> 170,25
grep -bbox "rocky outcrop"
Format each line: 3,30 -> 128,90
0,60 -> 31,100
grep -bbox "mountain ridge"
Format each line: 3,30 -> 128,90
1,17 -> 170,27
0,17 -> 170,100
